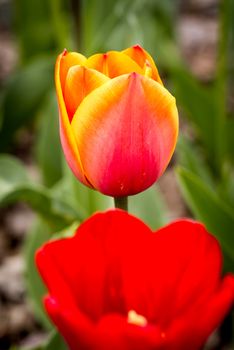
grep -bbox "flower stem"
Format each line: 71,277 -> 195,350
114,197 -> 128,211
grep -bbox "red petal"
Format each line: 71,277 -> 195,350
36,211 -> 234,350
36,221 -> 107,322
44,296 -> 94,350
120,219 -> 225,326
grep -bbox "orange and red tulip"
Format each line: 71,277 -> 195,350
55,46 -> 178,196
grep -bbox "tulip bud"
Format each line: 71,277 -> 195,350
55,46 -> 178,196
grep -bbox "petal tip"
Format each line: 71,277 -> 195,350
128,71 -> 141,81
133,44 -> 143,51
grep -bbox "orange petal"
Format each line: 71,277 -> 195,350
59,50 -> 87,90
85,51 -> 143,78
55,51 -> 91,187
71,73 -> 178,196
122,45 -> 163,84
141,74 -> 178,174
64,66 -> 110,120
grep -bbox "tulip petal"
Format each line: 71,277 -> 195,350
55,51 -> 91,187
44,296 -> 94,350
36,243 -> 77,309
122,45 -> 162,84
64,66 -> 110,120
95,313 -> 165,350
148,220 -> 223,325
197,274 -> 234,340
59,50 -> 87,90
36,210 -> 234,350
86,51 -> 143,78
164,275 -> 234,350
36,210 -> 150,321
71,73 -> 178,196
36,222 -> 107,322
118,219 -> 224,327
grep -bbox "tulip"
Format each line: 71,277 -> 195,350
36,210 -> 234,350
55,46 -> 178,196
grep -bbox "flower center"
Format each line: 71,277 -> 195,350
127,310 -> 148,326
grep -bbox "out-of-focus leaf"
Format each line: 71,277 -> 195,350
81,0 -> 126,54
129,185 -> 168,229
0,155 -> 80,228
177,167 -> 234,268
25,222 -> 80,335
35,92 -> 62,187
44,331 -> 67,350
104,16 -> 142,52
24,219 -> 52,329
0,154 -> 29,184
212,0 -> 234,174
172,68 -> 217,165
0,184 -> 79,229
25,225 -> 79,336
15,0 -> 55,60
81,0 -> 177,57
0,57 -> 53,149
14,0 -> 70,61
138,13 -> 180,70
53,220 -> 79,240
63,162 -> 113,218
177,136 -> 214,188
226,118 -> 234,163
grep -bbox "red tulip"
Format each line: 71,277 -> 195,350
36,210 -> 234,350
55,46 -> 178,196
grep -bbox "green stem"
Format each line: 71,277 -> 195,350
114,197 -> 128,211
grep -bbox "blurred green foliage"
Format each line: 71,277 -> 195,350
0,0 -> 233,349
175,0 -> 234,270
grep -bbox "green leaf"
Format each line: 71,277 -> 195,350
0,183 -> 78,229
44,331 -> 67,350
62,162 -> 113,218
171,67 -> 217,165
24,225 -> 80,335
0,155 -> 80,228
0,154 -> 29,185
14,0 -> 70,61
25,222 -> 80,336
211,0 -> 234,175
52,220 -> 79,240
177,167 -> 234,268
177,136 -> 214,188
15,0 -> 55,60
24,219 -> 52,329
129,185 -> 168,230
35,92 -> 63,187
226,117 -> 234,164
0,57 -> 53,149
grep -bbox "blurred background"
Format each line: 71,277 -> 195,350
0,0 -> 233,349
